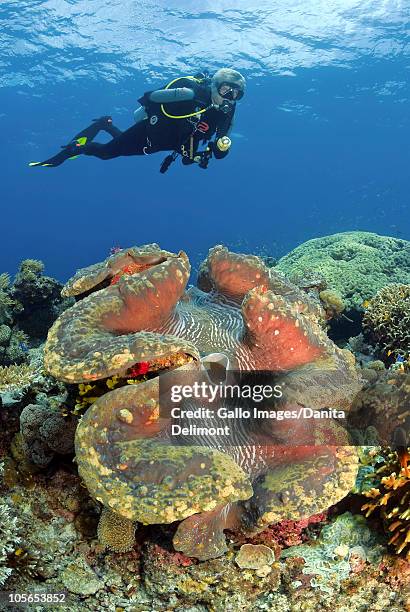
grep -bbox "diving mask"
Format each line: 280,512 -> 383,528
218,82 -> 244,101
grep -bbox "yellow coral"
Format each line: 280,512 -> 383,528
78,383 -> 96,395
74,373 -> 146,413
106,375 -> 120,389
97,507 -> 136,552
319,289 -> 345,318
362,450 -> 410,561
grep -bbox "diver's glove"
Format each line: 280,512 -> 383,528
197,149 -> 212,169
181,147 -> 213,169
181,157 -> 196,166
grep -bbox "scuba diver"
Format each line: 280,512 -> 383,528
29,68 -> 246,173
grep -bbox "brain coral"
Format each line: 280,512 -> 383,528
44,244 -> 362,560
362,284 -> 410,360
275,232 -> 410,311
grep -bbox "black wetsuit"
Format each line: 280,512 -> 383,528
35,77 -> 235,167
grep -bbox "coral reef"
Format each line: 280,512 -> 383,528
60,558 -> 104,596
1,455 -> 408,612
237,512 -> 328,550
0,272 -> 15,326
353,447 -> 385,495
318,289 -> 345,318
0,363 -> 38,393
0,323 -> 30,367
0,260 -> 73,367
0,329 -> 29,367
275,231 -> 410,312
347,371 -> 409,450
281,512 -> 385,594
0,463 -> 21,587
348,367 -> 409,564
11,259 -> 73,340
43,244 -> 361,560
363,283 -> 410,361
97,507 -> 136,553
0,273 -> 28,366
19,403 -> 77,467
235,543 -> 276,570
362,449 -> 410,561
0,502 -> 19,587
141,538 -> 281,610
0,240 -> 409,610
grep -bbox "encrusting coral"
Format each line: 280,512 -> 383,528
318,289 -> 345,319
44,244 -> 362,560
281,512 -> 385,594
235,543 -> 275,570
363,283 -> 410,361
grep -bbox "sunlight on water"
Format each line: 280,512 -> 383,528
1,0 -> 408,86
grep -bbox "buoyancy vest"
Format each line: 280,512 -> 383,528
138,76 -> 234,154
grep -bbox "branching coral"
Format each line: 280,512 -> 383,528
17,259 -> 45,277
0,464 -> 21,587
0,363 -> 37,393
0,273 -> 11,291
0,326 -> 30,367
363,284 -> 410,361
0,276 -> 15,326
362,450 -> 410,561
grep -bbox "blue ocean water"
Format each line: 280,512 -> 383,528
1,0 -> 409,281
